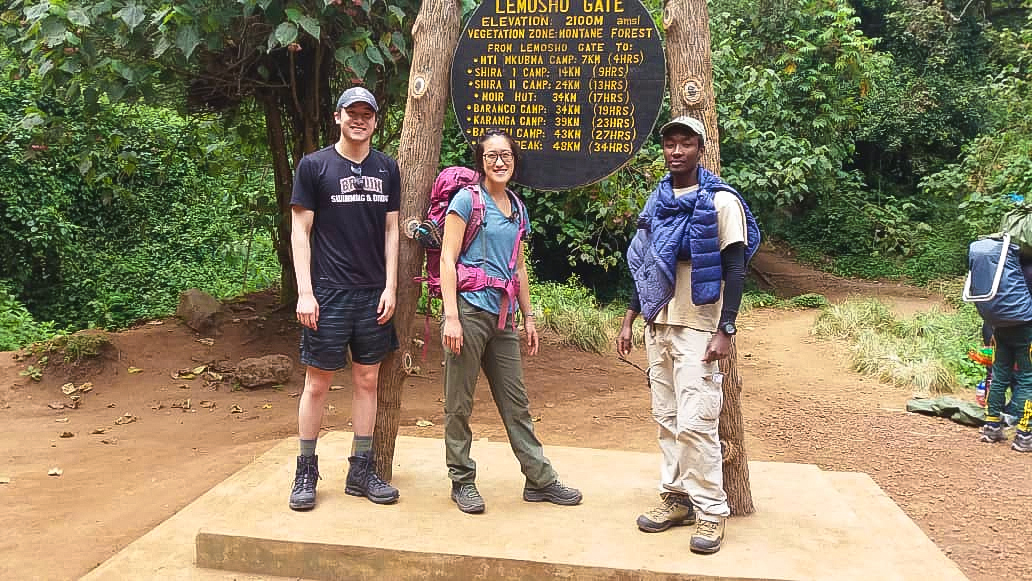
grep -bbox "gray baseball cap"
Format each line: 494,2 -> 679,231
336,86 -> 378,112
659,115 -> 706,144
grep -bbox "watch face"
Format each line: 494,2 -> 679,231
723,322 -> 736,335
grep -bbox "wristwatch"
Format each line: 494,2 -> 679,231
719,321 -> 737,336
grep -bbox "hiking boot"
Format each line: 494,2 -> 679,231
690,516 -> 725,554
980,423 -> 1007,443
636,492 -> 696,532
288,455 -> 320,511
1012,430 -> 1032,453
345,453 -> 400,505
451,482 -> 486,514
523,480 -> 582,506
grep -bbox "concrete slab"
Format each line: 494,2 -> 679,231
824,471 -> 968,581
82,433 -> 967,581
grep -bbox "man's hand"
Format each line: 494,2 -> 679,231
702,331 -> 732,362
377,287 -> 396,325
525,318 -> 539,356
617,322 -> 633,357
296,292 -> 319,331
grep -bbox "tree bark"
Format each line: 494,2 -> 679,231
372,0 -> 462,479
261,96 -> 298,305
664,0 -> 755,515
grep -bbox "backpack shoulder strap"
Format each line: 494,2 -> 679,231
506,189 -> 526,270
460,185 -> 486,255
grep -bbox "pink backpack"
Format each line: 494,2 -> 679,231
414,167 -> 527,328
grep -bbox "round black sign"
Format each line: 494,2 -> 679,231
451,0 -> 666,191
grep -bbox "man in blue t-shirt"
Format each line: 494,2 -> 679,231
287,87 -> 402,511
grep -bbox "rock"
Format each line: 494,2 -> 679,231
235,354 -> 293,388
176,289 -> 225,334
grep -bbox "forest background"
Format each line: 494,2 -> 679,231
2,0 -> 1032,390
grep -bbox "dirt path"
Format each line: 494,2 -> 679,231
1,248 -> 1028,581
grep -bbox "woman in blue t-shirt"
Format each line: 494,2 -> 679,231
438,129 -> 582,514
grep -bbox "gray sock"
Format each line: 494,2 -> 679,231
299,438 -> 317,457
352,435 -> 372,456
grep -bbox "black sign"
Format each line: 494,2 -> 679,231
451,0 -> 666,191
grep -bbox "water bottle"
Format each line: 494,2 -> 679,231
976,380 -> 988,407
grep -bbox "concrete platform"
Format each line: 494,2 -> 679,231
82,433 -> 968,581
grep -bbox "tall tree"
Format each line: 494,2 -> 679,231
372,0 -> 463,477
1,0 -> 417,303
664,0 -> 755,515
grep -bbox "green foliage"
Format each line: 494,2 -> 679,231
531,276 -> 622,354
920,7 -> 1032,236
853,0 -> 991,192
28,331 -> 110,363
523,144 -> 666,279
1,0 -> 416,113
711,0 -> 889,213
740,290 -> 829,310
0,282 -> 59,351
813,298 -> 985,393
0,55 -> 279,331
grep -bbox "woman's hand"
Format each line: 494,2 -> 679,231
443,315 -> 463,355
525,317 -> 539,356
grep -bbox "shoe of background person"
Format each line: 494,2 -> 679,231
345,452 -> 400,504
288,454 -> 320,511
636,492 -> 697,532
980,423 -> 1007,443
522,480 -> 583,506
451,482 -> 486,514
1012,430 -> 1032,453
690,516 -> 725,554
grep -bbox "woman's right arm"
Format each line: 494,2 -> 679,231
440,212 -> 468,355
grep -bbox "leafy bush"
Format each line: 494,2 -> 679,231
531,277 -> 622,354
0,282 -> 59,351
0,55 -> 279,330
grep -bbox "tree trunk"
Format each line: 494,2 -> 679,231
372,0 -> 462,480
664,0 -> 755,515
262,97 -> 298,306
718,340 -> 754,514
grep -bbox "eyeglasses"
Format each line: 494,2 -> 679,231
352,164 -> 364,194
483,151 -> 514,165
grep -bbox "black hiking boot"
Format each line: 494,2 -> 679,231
451,482 -> 486,514
345,452 -> 400,505
523,480 -> 582,506
288,455 -> 320,511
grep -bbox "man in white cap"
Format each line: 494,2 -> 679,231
288,86 -> 401,510
617,116 -> 760,554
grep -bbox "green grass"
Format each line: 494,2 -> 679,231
812,297 -> 984,394
531,277 -> 626,353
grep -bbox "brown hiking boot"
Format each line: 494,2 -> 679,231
636,492 -> 696,533
690,516 -> 725,554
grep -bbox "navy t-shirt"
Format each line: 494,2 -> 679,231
290,145 -> 401,289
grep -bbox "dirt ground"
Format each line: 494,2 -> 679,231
1,247 -> 1029,581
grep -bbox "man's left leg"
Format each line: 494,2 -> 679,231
668,327 -> 729,554
1010,326 -> 1032,453
344,289 -> 400,504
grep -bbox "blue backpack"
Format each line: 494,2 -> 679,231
963,234 -> 1032,328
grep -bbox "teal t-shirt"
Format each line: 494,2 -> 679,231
447,186 -> 531,315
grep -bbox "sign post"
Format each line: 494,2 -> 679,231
451,0 -> 666,190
